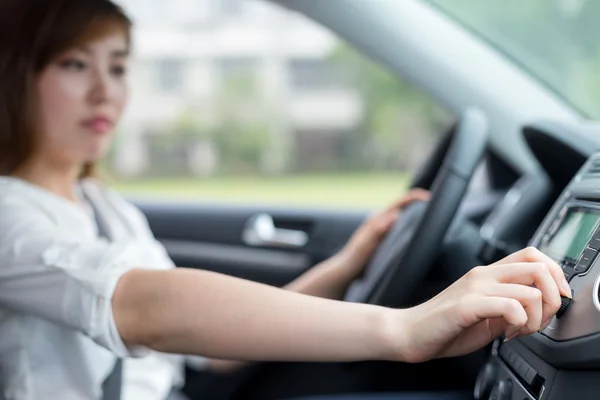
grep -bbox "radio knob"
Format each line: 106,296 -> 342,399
488,379 -> 512,400
556,292 -> 574,319
474,362 -> 498,399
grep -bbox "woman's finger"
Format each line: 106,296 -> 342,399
484,262 -> 562,323
458,295 -> 528,335
387,189 -> 430,212
492,247 -> 571,298
482,283 -> 543,335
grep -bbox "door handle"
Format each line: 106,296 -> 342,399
242,213 -> 309,248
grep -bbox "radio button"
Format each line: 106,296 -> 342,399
575,248 -> 598,274
562,266 -> 576,282
589,229 -> 600,251
524,367 -> 537,386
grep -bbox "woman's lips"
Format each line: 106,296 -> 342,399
83,117 -> 113,134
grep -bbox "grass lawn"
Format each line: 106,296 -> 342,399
112,173 -> 410,209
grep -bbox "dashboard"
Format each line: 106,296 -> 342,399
474,121 -> 600,400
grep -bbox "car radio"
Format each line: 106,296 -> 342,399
537,203 -> 600,284
529,153 -> 600,341
475,153 -> 600,400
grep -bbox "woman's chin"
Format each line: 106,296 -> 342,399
83,145 -> 110,163
82,136 -> 113,158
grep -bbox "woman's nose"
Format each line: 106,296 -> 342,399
89,70 -> 117,104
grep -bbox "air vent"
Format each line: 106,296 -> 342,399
588,159 -> 600,174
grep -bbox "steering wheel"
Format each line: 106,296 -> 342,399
344,108 -> 489,308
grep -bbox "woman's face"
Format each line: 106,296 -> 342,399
34,31 -> 129,167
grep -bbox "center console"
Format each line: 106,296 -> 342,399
475,153 -> 600,400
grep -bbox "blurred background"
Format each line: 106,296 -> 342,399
109,0 -> 600,208
109,0 -> 451,207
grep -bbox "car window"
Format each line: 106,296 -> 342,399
110,0 -> 453,208
425,0 -> 600,120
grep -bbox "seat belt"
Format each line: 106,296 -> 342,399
84,192 -> 124,400
102,359 -> 123,400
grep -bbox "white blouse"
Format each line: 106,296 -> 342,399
0,177 -> 184,400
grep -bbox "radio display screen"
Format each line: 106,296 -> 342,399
540,209 -> 600,263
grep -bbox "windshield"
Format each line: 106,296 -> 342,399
426,0 -> 600,119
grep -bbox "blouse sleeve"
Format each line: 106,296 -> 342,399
0,202 -> 149,357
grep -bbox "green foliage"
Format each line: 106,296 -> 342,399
149,40 -> 452,177
147,72 -> 272,176
172,109 -> 210,142
113,172 -> 410,208
328,44 -> 451,170
210,73 -> 271,174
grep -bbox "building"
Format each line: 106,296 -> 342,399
114,0 -> 364,177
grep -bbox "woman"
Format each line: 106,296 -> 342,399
0,1 -> 571,400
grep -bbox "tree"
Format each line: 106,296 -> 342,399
209,73 -> 271,175
328,44 -> 451,171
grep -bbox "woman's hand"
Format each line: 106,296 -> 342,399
392,247 -> 571,363
337,188 -> 430,279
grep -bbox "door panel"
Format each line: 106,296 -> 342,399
135,200 -> 368,286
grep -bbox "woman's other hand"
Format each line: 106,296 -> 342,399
337,188 -> 430,279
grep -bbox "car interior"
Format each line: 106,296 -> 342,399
134,1 -> 600,400
143,115 -> 600,400
10,0 -> 600,399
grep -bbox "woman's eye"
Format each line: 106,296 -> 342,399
59,59 -> 86,71
111,65 -> 127,77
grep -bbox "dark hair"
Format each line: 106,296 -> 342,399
0,0 -> 132,177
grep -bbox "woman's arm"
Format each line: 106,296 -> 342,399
202,190 -> 431,371
113,267 -> 402,362
282,252 -> 358,300
203,255 -> 356,373
113,248 -> 570,364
